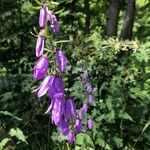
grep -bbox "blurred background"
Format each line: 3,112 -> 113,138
0,0 -> 150,149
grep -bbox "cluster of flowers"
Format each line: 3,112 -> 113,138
33,3 -> 94,144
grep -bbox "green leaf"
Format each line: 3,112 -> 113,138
0,138 -> 10,150
113,137 -> 123,148
0,111 -> 22,121
119,112 -> 133,122
96,138 -> 112,150
142,121 -> 150,133
9,128 -> 27,144
75,133 -> 94,148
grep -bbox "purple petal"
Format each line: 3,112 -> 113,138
59,117 -> 69,135
37,75 -> 54,97
64,98 -> 76,121
74,119 -> 82,133
81,71 -> 88,84
79,103 -> 88,118
33,56 -> 49,80
49,14 -> 59,33
48,76 -> 64,99
88,95 -> 94,103
39,6 -> 48,28
51,97 -> 64,125
55,49 -> 68,72
86,83 -> 93,94
87,119 -> 94,129
36,35 -> 44,57
67,131 -> 75,144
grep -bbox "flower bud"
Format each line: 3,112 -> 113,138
39,6 -> 48,28
87,119 -> 94,129
35,35 -> 44,57
86,83 -> 93,94
88,95 -> 94,103
64,98 -> 76,121
79,103 -> 88,118
74,119 -> 82,133
67,131 -> 75,144
55,49 -> 68,72
33,56 -> 48,80
49,14 -> 59,33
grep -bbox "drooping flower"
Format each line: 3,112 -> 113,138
74,119 -> 82,133
49,13 -> 59,33
87,119 -> 94,129
33,55 -> 49,80
39,5 -> 48,28
67,131 -> 75,144
81,71 -> 88,84
35,35 -> 45,57
37,75 -> 55,97
86,83 -> 93,94
88,95 -> 94,103
55,49 -> 68,72
79,103 -> 88,118
59,117 -> 69,135
64,98 -> 76,121
48,76 -> 65,99
51,96 -> 64,125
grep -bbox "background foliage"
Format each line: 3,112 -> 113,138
0,0 -> 150,149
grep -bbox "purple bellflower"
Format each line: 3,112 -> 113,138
48,76 -> 65,99
81,71 -> 88,84
49,13 -> 59,33
51,96 -> 64,125
86,83 -> 93,94
55,49 -> 68,72
79,103 -> 88,118
67,131 -> 75,144
88,95 -> 94,103
88,119 -> 94,129
36,35 -> 45,57
33,55 -> 48,80
74,119 -> 82,133
39,5 -> 48,28
64,98 -> 76,121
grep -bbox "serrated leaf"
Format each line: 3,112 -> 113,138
9,128 -> 27,144
96,138 -> 112,150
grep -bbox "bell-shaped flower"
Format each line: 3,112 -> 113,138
48,76 -> 64,99
55,49 -> 68,72
67,131 -> 75,144
39,5 -> 48,28
51,97 -> 65,125
81,71 -> 88,85
49,13 -> 59,33
74,119 -> 82,133
37,75 -> 55,97
88,95 -> 94,103
64,98 -> 76,121
86,83 -> 93,94
33,55 -> 49,80
36,35 -> 45,57
59,117 -> 69,135
87,119 -> 94,129
79,103 -> 88,118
